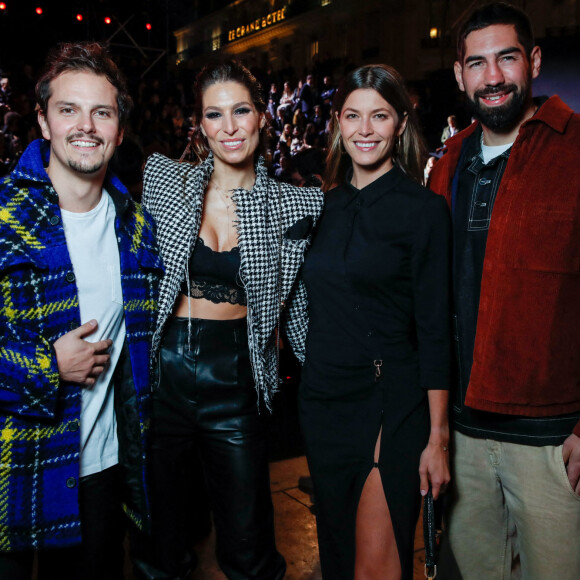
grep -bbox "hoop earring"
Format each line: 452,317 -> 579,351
393,135 -> 402,157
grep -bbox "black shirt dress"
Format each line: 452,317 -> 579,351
299,165 -> 451,579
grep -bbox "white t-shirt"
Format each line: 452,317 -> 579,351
61,190 -> 126,477
481,140 -> 512,164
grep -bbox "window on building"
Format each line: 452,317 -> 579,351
212,26 -> 222,51
310,39 -> 319,59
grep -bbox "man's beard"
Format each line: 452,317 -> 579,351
468,82 -> 529,133
66,133 -> 105,174
68,157 -> 105,174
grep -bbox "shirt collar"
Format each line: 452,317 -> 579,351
343,164 -> 406,208
459,125 -> 511,172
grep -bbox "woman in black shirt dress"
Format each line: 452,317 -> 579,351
299,65 -> 451,579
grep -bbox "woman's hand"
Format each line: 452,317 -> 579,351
419,437 -> 450,500
420,389 -> 451,499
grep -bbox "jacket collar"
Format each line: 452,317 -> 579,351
444,95 -> 573,157
521,95 -> 573,134
11,139 -> 133,217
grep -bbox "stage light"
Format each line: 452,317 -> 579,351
104,16 -> 111,24
146,23 -> 152,30
35,6 -> 42,15
76,13 -> 83,21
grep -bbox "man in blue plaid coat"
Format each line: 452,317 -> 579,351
0,42 -> 162,579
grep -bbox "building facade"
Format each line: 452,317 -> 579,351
174,0 -> 580,82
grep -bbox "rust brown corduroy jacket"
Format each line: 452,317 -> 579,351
429,96 -> 580,437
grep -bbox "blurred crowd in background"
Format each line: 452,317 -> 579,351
0,58 -> 467,194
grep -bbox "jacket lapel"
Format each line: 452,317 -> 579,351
148,155 -> 211,350
234,161 -> 276,356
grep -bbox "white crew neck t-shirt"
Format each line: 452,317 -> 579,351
61,190 -> 126,477
481,140 -> 513,164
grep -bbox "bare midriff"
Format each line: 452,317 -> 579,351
172,293 -> 247,320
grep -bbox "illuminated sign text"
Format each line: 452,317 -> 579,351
228,7 -> 287,41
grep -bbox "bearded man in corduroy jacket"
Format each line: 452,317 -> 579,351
428,3 -> 580,578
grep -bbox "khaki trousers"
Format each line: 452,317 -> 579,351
442,430 -> 580,580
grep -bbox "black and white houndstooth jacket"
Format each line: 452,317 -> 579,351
143,152 -> 324,409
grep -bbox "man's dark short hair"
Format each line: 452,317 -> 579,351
36,42 -> 133,128
457,2 -> 535,63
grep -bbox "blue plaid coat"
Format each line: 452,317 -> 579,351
0,140 -> 163,551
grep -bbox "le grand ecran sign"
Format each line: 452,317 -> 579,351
227,6 -> 287,42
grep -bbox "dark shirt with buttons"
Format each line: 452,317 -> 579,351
301,166 -> 451,400
453,126 -> 510,411
451,126 -> 580,444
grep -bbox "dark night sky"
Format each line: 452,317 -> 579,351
2,1 -> 579,112
0,0 -> 200,71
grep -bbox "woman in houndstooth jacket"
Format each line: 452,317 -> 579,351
141,61 -> 323,580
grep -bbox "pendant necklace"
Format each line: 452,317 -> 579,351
210,180 -> 236,247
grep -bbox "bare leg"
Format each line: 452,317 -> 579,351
354,429 -> 401,580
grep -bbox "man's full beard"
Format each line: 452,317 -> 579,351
468,83 -> 529,133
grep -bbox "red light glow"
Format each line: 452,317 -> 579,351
76,13 -> 83,21
146,23 -> 152,30
104,16 -> 111,24
0,3 -> 7,10
35,6 -> 42,15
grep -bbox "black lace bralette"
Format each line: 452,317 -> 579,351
181,237 -> 247,306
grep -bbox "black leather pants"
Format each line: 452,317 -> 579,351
149,317 -> 285,580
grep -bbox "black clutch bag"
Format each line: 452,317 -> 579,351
423,488 -> 443,579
